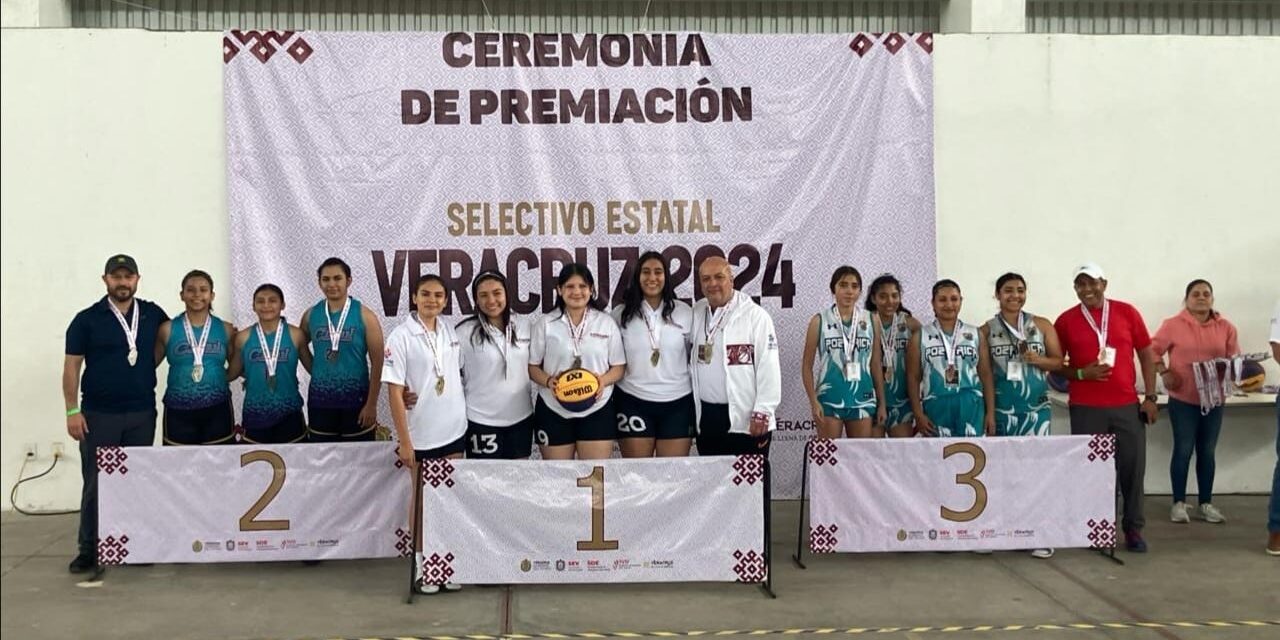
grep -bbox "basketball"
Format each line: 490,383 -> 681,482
1238,360 -> 1265,392
554,368 -> 600,412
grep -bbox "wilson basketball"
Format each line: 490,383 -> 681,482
554,368 -> 600,412
1238,360 -> 1265,392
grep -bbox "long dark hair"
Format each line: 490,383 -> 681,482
620,251 -> 677,327
458,270 -> 517,347
829,266 -> 862,293
553,263 -> 604,315
865,273 -> 913,317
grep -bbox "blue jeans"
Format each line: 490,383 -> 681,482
1269,396 -> 1279,533
1167,399 -> 1223,504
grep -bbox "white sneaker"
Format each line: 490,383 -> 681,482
1170,501 -> 1190,523
1031,548 -> 1055,559
1199,503 -> 1226,524
442,582 -> 462,592
416,582 -> 440,595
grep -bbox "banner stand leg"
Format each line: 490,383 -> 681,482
407,464 -> 423,604
758,456 -> 777,599
791,440 -> 810,570
1098,546 -> 1125,565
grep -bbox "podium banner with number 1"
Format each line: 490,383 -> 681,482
418,456 -> 767,584
807,435 -> 1117,553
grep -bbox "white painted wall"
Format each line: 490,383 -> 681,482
3,29 -> 1278,509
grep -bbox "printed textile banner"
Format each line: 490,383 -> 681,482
224,31 -> 936,497
807,435 -> 1118,552
97,442 -> 413,564
418,456 -> 766,584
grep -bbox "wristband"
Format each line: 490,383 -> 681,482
1076,368 -> 1084,380
66,407 -> 81,417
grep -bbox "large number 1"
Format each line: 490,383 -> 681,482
940,442 -> 988,522
239,451 -> 291,531
575,466 -> 620,551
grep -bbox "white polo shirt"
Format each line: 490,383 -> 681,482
530,308 -> 626,418
456,313 -> 535,427
612,300 -> 693,402
383,315 -> 467,451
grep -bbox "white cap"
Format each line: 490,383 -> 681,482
1073,262 -> 1106,280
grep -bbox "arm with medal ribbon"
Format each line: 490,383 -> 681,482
869,320 -> 887,428
905,326 -> 935,436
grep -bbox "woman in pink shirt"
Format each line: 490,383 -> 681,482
1152,279 -> 1240,526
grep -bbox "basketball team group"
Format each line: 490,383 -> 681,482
64,251 -> 1279,576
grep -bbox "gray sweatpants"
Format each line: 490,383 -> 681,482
78,410 -> 156,556
1069,403 -> 1146,533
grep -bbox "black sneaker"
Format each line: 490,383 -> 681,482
68,552 -> 97,574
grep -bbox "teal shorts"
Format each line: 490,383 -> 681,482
884,402 -> 914,429
996,407 -> 1051,437
821,404 -> 873,421
922,393 -> 985,438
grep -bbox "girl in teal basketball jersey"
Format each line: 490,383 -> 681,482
154,270 -> 237,445
866,274 -> 922,438
802,267 -> 886,438
230,284 -> 312,444
980,273 -> 1063,438
907,280 -> 996,438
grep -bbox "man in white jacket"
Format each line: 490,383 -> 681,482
690,256 -> 782,455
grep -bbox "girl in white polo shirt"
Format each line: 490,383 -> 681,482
455,270 -> 535,459
384,274 -> 466,595
528,263 -> 626,460
612,251 -> 695,457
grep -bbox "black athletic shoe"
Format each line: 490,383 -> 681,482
68,552 -> 97,574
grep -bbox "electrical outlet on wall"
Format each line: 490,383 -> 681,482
51,442 -> 66,457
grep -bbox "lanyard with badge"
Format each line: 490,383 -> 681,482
700,300 -> 734,364
255,321 -> 284,391
937,320 -> 962,387
837,306 -> 863,381
564,309 -> 590,370
324,297 -> 352,362
183,313 -> 212,383
998,312 -> 1028,382
1080,300 -> 1116,366
483,317 -> 514,378
110,301 -> 140,367
418,316 -> 447,395
642,305 -> 662,367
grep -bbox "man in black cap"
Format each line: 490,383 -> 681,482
62,255 -> 167,573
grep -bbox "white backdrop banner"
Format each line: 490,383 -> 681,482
225,31 -> 936,497
807,435 -> 1117,552
97,442 -> 412,564
418,456 -> 766,584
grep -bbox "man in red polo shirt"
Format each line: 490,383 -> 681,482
1054,262 -> 1158,553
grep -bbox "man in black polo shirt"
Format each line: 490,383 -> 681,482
63,255 -> 167,573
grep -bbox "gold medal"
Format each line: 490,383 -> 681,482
945,365 -> 958,386
326,349 -> 339,363
650,349 -> 660,367
192,365 -> 204,383
435,376 -> 445,395
698,344 -> 712,363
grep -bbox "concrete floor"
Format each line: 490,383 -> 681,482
2,496 -> 1278,640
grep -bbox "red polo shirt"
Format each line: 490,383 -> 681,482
1054,298 -> 1151,408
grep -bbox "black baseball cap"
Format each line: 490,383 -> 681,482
104,254 -> 139,275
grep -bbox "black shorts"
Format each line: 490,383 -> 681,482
614,389 -> 696,440
415,434 -> 467,460
465,416 -> 535,459
242,411 -> 307,444
534,396 -> 616,447
695,402 -> 772,457
163,400 -> 236,445
307,406 -> 374,442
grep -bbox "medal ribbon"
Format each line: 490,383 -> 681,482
936,320 -> 960,370
1079,300 -> 1110,356
837,306 -> 862,365
325,297 -> 352,358
183,313 -> 211,370
564,309 -> 591,363
255,321 -> 284,379
417,315 -> 446,381
879,312 -> 899,366
109,301 -> 139,355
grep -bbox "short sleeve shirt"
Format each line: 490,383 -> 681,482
1053,298 -> 1151,408
65,296 -> 168,413
530,308 -> 626,418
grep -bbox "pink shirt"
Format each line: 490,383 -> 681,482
1151,309 -> 1240,405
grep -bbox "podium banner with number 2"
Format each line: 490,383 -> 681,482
807,435 -> 1117,552
417,456 -> 767,584
97,442 -> 412,564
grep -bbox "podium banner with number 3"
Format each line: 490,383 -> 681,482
97,442 -> 412,564
807,435 -> 1117,552
418,456 -> 767,584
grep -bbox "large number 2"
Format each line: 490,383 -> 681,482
940,442 -> 988,523
575,466 -> 620,551
239,451 -> 291,532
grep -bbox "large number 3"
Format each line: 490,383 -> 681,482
940,442 -> 988,523
575,466 -> 620,551
239,451 -> 291,532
